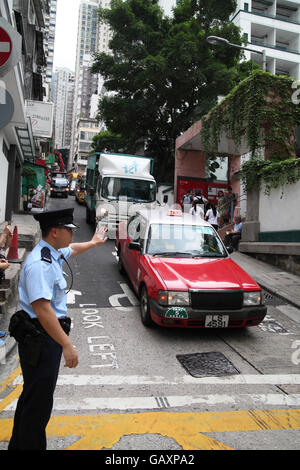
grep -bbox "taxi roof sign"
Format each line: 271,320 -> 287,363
168,209 -> 182,216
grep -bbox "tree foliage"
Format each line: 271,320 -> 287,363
91,0 -> 257,182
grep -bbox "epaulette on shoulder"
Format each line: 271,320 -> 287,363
41,247 -> 52,264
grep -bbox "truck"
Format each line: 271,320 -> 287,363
85,153 -> 157,237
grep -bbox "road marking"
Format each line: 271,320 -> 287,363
12,373 -> 300,386
66,289 -> 82,304
2,409 -> 300,450
108,283 -> 139,311
4,393 -> 300,412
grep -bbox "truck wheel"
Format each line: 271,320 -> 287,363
140,286 -> 153,327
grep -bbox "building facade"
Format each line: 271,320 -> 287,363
0,0 -> 49,222
53,67 -> 73,148
70,0 -> 100,170
232,0 -> 300,79
42,0 -> 57,100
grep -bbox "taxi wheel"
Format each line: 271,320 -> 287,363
118,248 -> 125,274
140,286 -> 153,327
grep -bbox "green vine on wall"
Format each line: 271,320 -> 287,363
201,70 -> 300,193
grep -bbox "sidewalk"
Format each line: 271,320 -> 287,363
231,251 -> 300,310
0,213 -> 41,362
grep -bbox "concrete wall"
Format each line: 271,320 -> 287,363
259,179 -> 300,233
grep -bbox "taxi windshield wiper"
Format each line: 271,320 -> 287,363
151,252 -> 193,258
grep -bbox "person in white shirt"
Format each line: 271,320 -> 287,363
205,203 -> 220,231
189,198 -> 204,218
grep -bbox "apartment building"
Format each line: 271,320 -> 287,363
53,67 -> 73,148
43,0 -> 57,99
70,0 -> 100,170
232,0 -> 300,79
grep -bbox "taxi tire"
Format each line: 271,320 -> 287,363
118,248 -> 125,274
140,286 -> 154,327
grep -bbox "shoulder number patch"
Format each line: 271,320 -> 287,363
41,247 -> 52,264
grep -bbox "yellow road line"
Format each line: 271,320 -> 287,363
1,409 -> 300,450
0,365 -> 21,395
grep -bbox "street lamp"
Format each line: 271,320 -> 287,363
207,35 -> 266,72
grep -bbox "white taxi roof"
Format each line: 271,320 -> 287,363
136,209 -> 212,228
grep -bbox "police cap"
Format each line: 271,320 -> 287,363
34,208 -> 78,230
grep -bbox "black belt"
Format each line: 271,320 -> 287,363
30,315 -> 71,336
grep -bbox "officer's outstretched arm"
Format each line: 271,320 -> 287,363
70,226 -> 108,257
32,298 -> 78,368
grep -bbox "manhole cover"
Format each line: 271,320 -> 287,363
176,352 -> 240,378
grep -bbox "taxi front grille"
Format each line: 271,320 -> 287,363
190,290 -> 243,310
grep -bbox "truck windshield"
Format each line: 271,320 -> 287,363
146,224 -> 227,258
102,177 -> 156,203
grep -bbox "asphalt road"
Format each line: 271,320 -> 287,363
1,195 -> 300,452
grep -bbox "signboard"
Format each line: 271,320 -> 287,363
25,100 -> 54,138
0,18 -> 22,77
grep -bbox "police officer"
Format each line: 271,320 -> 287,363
8,208 -> 107,450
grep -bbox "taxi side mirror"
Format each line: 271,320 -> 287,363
128,241 -> 141,251
226,246 -> 234,254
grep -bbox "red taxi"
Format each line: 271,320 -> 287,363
115,209 -> 267,328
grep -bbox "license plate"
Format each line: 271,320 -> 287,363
205,315 -> 229,328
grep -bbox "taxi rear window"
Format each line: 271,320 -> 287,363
146,224 -> 227,258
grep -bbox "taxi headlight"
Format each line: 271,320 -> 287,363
243,291 -> 262,306
158,290 -> 190,306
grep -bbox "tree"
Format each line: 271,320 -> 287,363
91,0 -> 257,182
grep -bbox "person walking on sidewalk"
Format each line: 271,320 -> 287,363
8,208 -> 108,450
0,222 -> 12,342
205,203 -> 220,231
0,222 -> 12,281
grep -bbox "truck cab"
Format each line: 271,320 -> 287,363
85,153 -> 157,237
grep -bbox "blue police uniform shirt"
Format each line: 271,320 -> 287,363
18,240 -> 73,319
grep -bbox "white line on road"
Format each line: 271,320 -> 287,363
4,393 -> 300,412
12,373 -> 300,386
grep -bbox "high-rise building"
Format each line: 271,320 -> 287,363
53,68 -> 73,149
70,0 -> 100,169
43,0 -> 58,100
231,0 -> 300,79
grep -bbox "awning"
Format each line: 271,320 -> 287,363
15,118 -> 35,162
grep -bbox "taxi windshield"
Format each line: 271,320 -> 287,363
146,224 -> 227,258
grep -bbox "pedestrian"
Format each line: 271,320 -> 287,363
0,223 -> 12,341
189,196 -> 205,219
225,187 -> 237,223
205,203 -> 220,231
181,189 -> 193,212
217,190 -> 227,226
0,222 -> 12,281
8,208 -> 108,450
223,215 -> 243,251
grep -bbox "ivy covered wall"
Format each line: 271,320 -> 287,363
201,70 -> 300,195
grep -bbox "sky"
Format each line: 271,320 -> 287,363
53,0 -> 176,71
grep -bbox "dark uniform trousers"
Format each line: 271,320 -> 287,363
8,334 -> 62,450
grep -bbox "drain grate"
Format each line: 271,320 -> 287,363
176,352 -> 240,378
261,288 -> 287,306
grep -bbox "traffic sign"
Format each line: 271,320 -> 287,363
0,26 -> 12,67
0,18 -> 22,78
